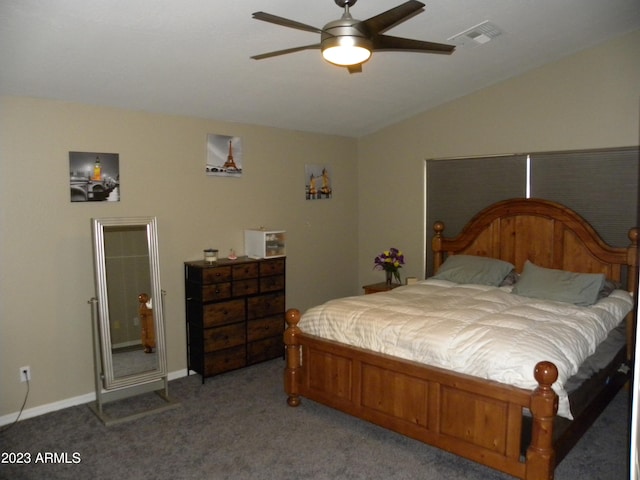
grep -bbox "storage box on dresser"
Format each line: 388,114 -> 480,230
244,229 -> 285,259
184,256 -> 285,382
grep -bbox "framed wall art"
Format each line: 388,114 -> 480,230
206,134 -> 243,177
69,151 -> 120,202
305,164 -> 332,200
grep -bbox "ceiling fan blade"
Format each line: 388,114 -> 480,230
251,44 -> 321,60
360,0 -> 425,35
252,12 -> 323,34
372,35 -> 455,54
347,64 -> 363,74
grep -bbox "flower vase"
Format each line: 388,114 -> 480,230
385,270 -> 393,286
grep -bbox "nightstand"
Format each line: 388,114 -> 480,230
362,282 -> 401,294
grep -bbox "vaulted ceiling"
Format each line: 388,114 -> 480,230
1,0 -> 639,137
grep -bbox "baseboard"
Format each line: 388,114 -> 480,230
0,368 -> 189,427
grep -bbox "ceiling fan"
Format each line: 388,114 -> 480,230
251,0 -> 455,73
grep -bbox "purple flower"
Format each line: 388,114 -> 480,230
373,247 -> 405,283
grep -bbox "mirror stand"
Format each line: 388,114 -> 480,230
89,216 -> 179,426
88,295 -> 179,426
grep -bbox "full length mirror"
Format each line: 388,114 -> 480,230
91,216 -> 168,390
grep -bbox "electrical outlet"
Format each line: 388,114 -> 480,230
19,366 -> 31,382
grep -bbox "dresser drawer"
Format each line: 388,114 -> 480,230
202,266 -> 232,284
247,336 -> 283,364
186,279 -> 232,302
232,262 -> 259,280
203,323 -> 246,352
260,258 -> 285,276
203,299 -> 245,327
201,282 -> 232,302
259,274 -> 284,293
247,315 -> 283,342
247,292 -> 285,320
203,345 -> 246,375
232,278 -> 259,297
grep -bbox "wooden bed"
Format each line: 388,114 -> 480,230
284,198 -> 638,480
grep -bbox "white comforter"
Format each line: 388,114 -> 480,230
300,279 -> 633,419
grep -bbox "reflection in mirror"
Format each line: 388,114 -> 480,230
103,225 -> 159,379
89,216 -> 177,425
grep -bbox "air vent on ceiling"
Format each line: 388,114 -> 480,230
448,21 -> 504,46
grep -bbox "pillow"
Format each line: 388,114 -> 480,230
512,261 -> 606,306
433,255 -> 515,286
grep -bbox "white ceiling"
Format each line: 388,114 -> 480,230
1,0 -> 639,138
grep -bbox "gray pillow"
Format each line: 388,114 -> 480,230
512,260 -> 606,306
433,255 -> 515,287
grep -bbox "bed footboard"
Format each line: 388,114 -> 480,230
284,308 -> 559,480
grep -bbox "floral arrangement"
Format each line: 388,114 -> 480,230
373,247 -> 405,284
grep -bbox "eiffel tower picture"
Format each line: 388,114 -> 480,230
206,134 -> 243,177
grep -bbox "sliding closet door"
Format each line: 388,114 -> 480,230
425,155 -> 527,276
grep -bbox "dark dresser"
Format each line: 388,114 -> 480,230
184,256 -> 285,382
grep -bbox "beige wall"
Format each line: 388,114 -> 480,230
0,99 -> 358,417
356,30 -> 640,289
1,29 -> 638,421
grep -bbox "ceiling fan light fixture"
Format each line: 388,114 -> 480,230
321,36 -> 371,66
251,1 -> 454,72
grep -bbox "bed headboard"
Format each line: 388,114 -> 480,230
432,198 -> 638,293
